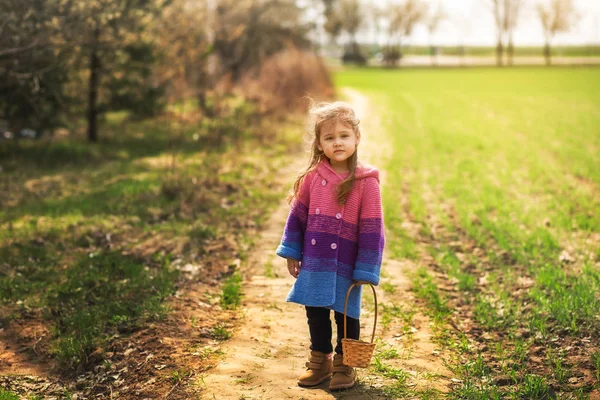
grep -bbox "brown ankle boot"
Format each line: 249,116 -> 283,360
297,351 -> 333,387
329,354 -> 356,390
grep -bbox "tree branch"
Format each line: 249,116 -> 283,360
0,40 -> 40,57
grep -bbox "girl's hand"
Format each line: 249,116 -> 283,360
287,258 -> 300,278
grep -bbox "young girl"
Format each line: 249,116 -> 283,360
276,101 -> 384,391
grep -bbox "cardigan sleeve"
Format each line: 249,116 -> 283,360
352,177 -> 385,285
275,172 -> 312,261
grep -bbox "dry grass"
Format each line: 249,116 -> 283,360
240,48 -> 334,113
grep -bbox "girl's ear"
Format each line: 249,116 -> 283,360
356,131 -> 361,146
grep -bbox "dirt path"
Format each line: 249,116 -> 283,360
199,89 -> 452,399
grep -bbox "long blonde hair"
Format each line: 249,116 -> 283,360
289,100 -> 361,205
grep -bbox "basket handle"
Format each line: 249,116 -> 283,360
343,280 -> 378,343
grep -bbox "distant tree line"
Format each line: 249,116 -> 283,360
319,0 -> 580,67
0,0 -> 313,142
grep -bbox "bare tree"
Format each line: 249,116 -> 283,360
489,0 -> 524,66
490,0 -> 506,66
537,0 -> 578,65
426,3 -> 446,66
385,0 -> 427,67
337,0 -> 363,62
504,0 -> 524,65
322,0 -> 343,45
370,2 -> 387,47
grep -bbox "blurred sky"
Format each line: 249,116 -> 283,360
313,0 -> 600,46
420,0 -> 600,46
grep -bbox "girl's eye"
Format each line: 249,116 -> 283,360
325,137 -> 332,141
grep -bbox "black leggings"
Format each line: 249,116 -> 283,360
305,306 -> 360,354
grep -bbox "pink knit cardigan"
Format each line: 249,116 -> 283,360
276,159 -> 385,319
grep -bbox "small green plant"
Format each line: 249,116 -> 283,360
264,260 -> 275,278
191,345 -> 224,360
413,388 -> 443,400
372,357 -> 410,382
189,223 -> 217,241
381,282 -> 396,294
171,367 -> 192,383
520,374 -> 552,400
381,380 -> 410,398
376,344 -> 399,360
451,379 -> 503,400
235,374 -> 256,384
211,323 -> 232,341
548,349 -> 569,385
61,391 -> 74,400
0,390 -> 19,400
592,351 -> 600,381
465,355 -> 490,378
412,267 -> 450,323
512,337 -> 529,365
373,357 -> 411,397
220,273 -> 242,310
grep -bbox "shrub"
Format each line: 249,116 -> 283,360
240,49 -> 334,114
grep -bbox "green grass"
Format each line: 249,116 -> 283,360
363,44 -> 600,58
0,97 -> 301,371
220,272 -> 242,310
211,323 -> 232,341
47,251 -> 176,368
412,267 -> 451,323
0,390 -> 19,400
336,66 -> 600,396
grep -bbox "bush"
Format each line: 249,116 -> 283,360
342,52 -> 367,65
240,49 -> 334,113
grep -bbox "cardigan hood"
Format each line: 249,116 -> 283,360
316,159 -> 380,184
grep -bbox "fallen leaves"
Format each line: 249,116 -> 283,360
559,250 -> 575,263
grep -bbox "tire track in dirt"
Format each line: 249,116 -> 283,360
199,89 -> 452,399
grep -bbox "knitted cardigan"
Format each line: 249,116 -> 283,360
276,159 -> 385,319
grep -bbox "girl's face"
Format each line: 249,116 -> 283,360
317,120 -> 360,170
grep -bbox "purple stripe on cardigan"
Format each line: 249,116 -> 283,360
284,214 -> 306,234
339,221 -> 359,239
358,232 -> 385,251
359,218 -> 384,234
357,248 -> 383,265
336,262 -> 354,280
291,202 -> 309,224
303,235 -> 358,266
307,215 -> 357,236
281,230 -> 302,244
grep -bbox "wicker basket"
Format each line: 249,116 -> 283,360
341,281 -> 378,368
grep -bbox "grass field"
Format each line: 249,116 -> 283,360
335,67 -> 600,398
0,98 -> 298,376
362,45 -> 600,58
